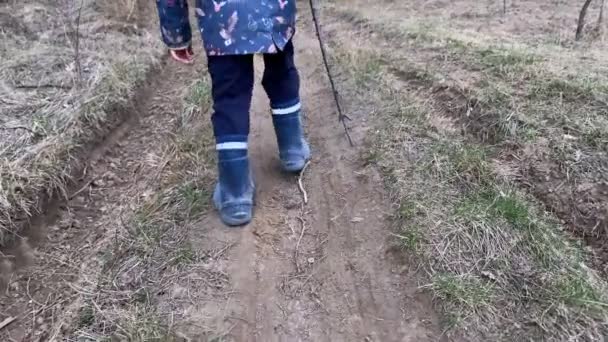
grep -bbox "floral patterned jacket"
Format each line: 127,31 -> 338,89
156,0 -> 296,55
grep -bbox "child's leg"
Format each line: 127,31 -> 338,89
207,55 -> 255,226
262,41 -> 311,172
208,55 -> 254,143
262,40 -> 300,108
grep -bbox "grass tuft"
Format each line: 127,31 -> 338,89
394,225 -> 424,253
182,78 -> 212,127
178,182 -> 209,214
431,273 -> 495,310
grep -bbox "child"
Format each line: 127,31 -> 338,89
156,0 -> 310,226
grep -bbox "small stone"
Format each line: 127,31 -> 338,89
307,257 -> 315,264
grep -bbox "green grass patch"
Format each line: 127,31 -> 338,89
130,203 -> 167,256
177,182 -> 210,218
77,304 -> 96,329
182,78 -> 212,127
396,200 -> 422,221
117,305 -> 172,342
552,272 -> 608,313
453,187 -> 578,268
172,244 -> 198,265
450,145 -> 492,183
427,142 -> 494,184
393,224 -> 424,253
528,75 -> 608,103
455,188 -> 530,228
473,47 -> 538,76
431,273 -> 495,310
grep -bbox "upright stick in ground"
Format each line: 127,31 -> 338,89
576,0 -> 595,40
598,0 -> 606,35
308,0 -> 354,147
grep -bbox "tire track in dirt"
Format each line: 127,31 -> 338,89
173,10 -> 443,341
0,49 -> 198,341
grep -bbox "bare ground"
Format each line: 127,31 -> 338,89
1,4 -> 443,342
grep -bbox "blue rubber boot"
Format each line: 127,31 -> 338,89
272,106 -> 311,173
212,148 -> 255,226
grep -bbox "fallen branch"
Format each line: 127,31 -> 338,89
15,84 -> 72,90
0,316 -> 16,331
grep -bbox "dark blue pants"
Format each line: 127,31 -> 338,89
207,41 -> 300,145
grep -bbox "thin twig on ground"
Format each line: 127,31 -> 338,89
298,161 -> 311,204
212,242 -> 235,260
126,0 -> 137,21
69,178 -> 95,200
15,84 -> 72,90
0,126 -> 36,135
72,0 -> 85,87
294,216 -> 307,274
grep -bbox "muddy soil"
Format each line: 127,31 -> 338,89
0,4 -> 443,342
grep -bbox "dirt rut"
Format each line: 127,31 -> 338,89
0,53 -> 196,341
1,8 -> 441,342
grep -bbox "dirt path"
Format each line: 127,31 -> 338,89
1,6 -> 442,342
168,17 -> 442,341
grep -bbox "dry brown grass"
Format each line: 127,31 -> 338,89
322,0 -> 608,339
0,0 -> 163,247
